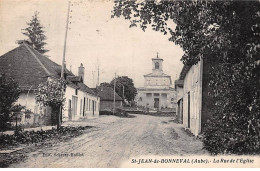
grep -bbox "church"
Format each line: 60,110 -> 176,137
135,53 -> 176,111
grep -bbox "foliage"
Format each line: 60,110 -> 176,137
0,75 -> 24,132
0,126 -> 91,149
113,0 -> 260,154
21,11 -> 49,54
35,78 -> 66,127
110,76 -> 137,102
100,82 -> 113,88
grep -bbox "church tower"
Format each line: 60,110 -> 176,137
152,52 -> 163,74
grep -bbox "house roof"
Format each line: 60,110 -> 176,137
93,86 -> 123,101
178,65 -> 192,80
0,43 -> 96,96
0,43 -> 51,90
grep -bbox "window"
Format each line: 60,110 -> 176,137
75,89 -> 78,95
171,98 -> 174,104
155,62 -> 159,69
139,97 -> 142,101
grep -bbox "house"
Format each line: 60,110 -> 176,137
92,85 -> 123,111
135,53 -> 176,111
0,42 -> 100,126
175,58 -> 215,136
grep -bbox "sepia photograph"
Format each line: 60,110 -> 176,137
0,0 -> 260,168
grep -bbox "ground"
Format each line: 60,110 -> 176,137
9,114 -> 208,168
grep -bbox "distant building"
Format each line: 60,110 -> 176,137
0,43 -> 100,126
175,58 -> 215,136
92,85 -> 123,111
135,53 -> 176,111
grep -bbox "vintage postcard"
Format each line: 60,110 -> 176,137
0,0 -> 260,168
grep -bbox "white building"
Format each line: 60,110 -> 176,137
0,43 -> 99,126
135,53 -> 176,111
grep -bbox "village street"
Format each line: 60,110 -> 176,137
10,114 -> 208,168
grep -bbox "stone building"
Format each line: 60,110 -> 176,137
175,58 -> 215,136
135,53 -> 176,111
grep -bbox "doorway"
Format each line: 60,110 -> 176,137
92,100 -> 95,116
72,96 -> 78,120
154,98 -> 159,108
68,100 -> 72,121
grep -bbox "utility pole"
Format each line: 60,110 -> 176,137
92,71 -> 95,88
113,73 -> 116,114
61,1 -> 71,79
97,58 -> 100,87
59,0 -> 71,129
123,85 -> 125,99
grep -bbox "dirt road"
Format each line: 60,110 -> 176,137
10,114 -> 208,168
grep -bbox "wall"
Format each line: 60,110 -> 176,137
182,60 -> 203,136
16,92 -> 52,126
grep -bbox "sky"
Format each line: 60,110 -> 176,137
0,0 -> 184,88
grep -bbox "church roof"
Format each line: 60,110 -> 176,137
144,72 -> 171,77
137,87 -> 175,91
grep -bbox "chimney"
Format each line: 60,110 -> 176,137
78,63 -> 85,83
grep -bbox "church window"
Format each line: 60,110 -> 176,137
155,62 -> 159,69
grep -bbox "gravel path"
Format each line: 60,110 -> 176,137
10,114 -> 208,168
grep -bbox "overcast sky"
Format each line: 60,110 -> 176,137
0,0 -> 184,88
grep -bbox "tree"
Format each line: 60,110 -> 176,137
112,0 -> 260,154
100,82 -> 113,88
0,74 -> 24,132
110,76 -> 137,102
21,11 -> 48,54
35,79 -> 66,129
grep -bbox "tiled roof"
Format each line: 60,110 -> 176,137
77,82 -> 97,96
0,43 -> 96,97
178,65 -> 191,80
93,86 -> 123,101
0,44 -> 49,89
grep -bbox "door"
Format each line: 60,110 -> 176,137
83,97 -> 86,116
154,98 -> 159,108
68,100 -> 72,121
92,100 -> 95,116
188,92 -> 191,128
72,96 -> 78,120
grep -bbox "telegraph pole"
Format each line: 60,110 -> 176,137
113,73 -> 116,114
97,58 -> 100,87
123,85 -> 125,99
61,1 -> 71,79
59,0 -> 71,129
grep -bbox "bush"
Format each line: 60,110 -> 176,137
0,126 -> 91,149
